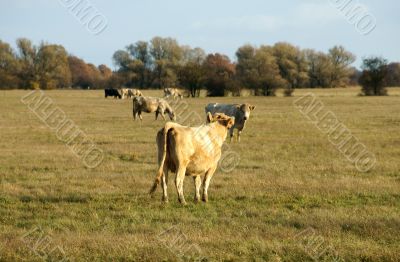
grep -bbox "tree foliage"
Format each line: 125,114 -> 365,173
359,57 -> 389,96
203,53 -> 236,97
1,36 -> 399,97
237,45 -> 285,96
0,40 -> 20,89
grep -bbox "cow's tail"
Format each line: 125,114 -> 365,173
150,123 -> 173,194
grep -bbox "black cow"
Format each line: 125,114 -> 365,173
105,88 -> 121,99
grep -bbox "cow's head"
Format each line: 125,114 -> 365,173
168,110 -> 176,121
237,104 -> 255,121
207,113 -> 235,129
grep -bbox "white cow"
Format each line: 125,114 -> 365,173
205,103 -> 255,142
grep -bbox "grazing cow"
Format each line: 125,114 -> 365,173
121,88 -> 143,99
120,88 -> 129,99
164,88 -> 183,99
150,113 -> 235,204
205,103 -> 255,142
105,88 -> 121,99
133,96 -> 175,121
129,89 -> 142,97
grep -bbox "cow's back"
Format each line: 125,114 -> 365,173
142,97 -> 160,112
205,104 -> 237,118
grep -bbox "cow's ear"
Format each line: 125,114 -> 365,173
226,117 -> 235,129
250,105 -> 256,111
206,112 -> 213,123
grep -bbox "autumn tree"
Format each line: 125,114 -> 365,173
16,39 -> 72,89
359,57 -> 389,96
0,40 -> 20,89
112,50 -> 132,71
328,45 -> 356,87
98,64 -> 112,79
304,49 -> 334,88
150,37 -> 183,88
236,45 -> 284,96
16,38 -> 38,88
35,44 -> 71,89
126,41 -> 151,87
385,63 -> 400,87
68,56 -> 111,89
203,53 -> 236,97
273,42 -> 309,96
177,47 -> 206,97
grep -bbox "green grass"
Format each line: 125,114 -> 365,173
0,87 -> 399,261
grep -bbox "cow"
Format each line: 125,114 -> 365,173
133,96 -> 175,121
129,89 -> 142,97
149,112 -> 235,204
120,88 -> 130,99
205,103 -> 255,142
121,88 -> 143,99
105,88 -> 121,99
164,88 -> 183,99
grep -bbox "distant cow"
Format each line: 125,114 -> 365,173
150,112 -> 235,204
130,89 -> 142,97
205,103 -> 255,142
133,96 -> 175,121
164,88 -> 183,99
105,88 -> 121,99
121,88 -> 143,99
120,88 -> 130,99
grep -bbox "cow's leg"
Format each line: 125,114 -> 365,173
229,128 -> 234,143
237,130 -> 242,142
155,111 -> 159,120
202,166 -> 217,202
193,176 -> 202,203
175,166 -> 187,205
138,112 -> 143,121
133,109 -> 137,120
161,167 -> 169,202
160,110 -> 167,120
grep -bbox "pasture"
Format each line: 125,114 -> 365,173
0,88 -> 399,261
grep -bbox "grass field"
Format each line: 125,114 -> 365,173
0,87 -> 399,261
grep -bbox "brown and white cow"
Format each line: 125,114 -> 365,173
129,89 -> 142,97
121,88 -> 142,99
149,113 -> 235,204
164,88 -> 183,99
205,103 -> 255,142
120,88 -> 130,99
133,96 -> 175,121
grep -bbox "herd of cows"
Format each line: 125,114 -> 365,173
104,87 -> 256,204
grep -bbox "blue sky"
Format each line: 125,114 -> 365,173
0,0 -> 399,69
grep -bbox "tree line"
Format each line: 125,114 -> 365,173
0,38 -> 112,90
1,37 -> 399,96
